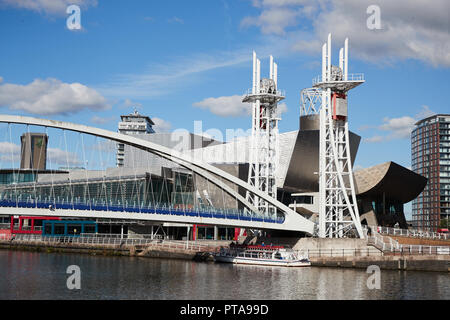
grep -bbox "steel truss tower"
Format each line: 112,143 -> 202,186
243,52 -> 285,218
312,34 -> 365,238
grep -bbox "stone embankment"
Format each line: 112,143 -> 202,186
0,237 -> 224,260
310,255 -> 450,272
248,235 -> 450,272
1,235 -> 449,272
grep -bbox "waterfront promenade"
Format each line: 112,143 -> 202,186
1,233 -> 448,272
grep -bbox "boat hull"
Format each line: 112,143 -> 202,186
214,255 -> 311,267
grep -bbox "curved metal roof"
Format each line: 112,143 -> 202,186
354,161 -> 427,203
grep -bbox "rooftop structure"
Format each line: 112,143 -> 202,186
117,109 -> 155,167
118,109 -> 155,135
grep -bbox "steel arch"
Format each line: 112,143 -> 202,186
0,115 -> 315,234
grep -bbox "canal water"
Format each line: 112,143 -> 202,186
0,250 -> 449,300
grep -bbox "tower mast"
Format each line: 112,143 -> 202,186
313,34 -> 365,238
243,52 -> 284,218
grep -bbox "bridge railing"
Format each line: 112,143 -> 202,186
79,233 -> 164,239
0,198 -> 285,224
301,247 -> 383,257
368,225 -> 449,241
367,235 -> 450,255
1,234 -> 222,252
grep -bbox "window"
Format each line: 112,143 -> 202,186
293,195 -> 313,204
54,225 -> 65,235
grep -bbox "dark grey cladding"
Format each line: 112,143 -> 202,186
299,114 -> 320,131
282,115 -> 361,192
354,161 -> 427,204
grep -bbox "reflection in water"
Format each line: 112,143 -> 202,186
0,250 -> 448,300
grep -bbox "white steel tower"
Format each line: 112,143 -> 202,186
243,52 -> 285,218
312,34 -> 365,238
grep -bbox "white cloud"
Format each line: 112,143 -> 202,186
415,105 -> 436,120
97,50 -> 252,99
0,141 -> 21,162
243,0 -> 450,67
152,117 -> 172,133
90,115 -> 115,125
121,98 -> 142,109
95,35 -> 294,100
0,141 -> 80,166
358,124 -> 374,131
0,141 -> 20,154
378,116 -> 416,139
193,95 -> 289,118
0,0 -> 97,16
241,7 -> 301,35
89,139 -> 116,153
277,102 -> 288,118
48,147 -> 81,166
364,135 -> 385,143
193,95 -> 250,117
364,105 -> 436,143
0,78 -> 110,115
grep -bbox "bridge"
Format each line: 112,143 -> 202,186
0,115 -> 315,234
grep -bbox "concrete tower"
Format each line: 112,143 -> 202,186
20,133 -> 48,170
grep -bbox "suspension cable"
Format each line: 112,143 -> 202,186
80,133 -> 91,210
8,123 -> 18,207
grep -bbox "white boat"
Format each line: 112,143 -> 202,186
214,245 -> 311,267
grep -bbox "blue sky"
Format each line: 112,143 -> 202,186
0,0 -> 449,217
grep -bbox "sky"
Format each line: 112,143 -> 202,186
0,0 -> 449,217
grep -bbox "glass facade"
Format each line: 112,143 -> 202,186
356,196 -> 406,227
0,172 -> 36,185
412,114 -> 450,231
0,172 -> 195,209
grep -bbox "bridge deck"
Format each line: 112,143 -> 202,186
0,200 -> 284,225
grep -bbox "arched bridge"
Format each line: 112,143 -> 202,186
0,115 -> 315,234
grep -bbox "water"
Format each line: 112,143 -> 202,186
0,250 -> 449,300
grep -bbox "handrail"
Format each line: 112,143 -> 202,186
366,235 -> 450,255
0,199 -> 285,224
369,225 -> 449,241
2,234 -> 223,252
243,88 -> 285,98
3,233 -> 449,256
300,247 -> 382,257
312,73 -> 364,85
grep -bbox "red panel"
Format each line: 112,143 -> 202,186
10,216 -> 61,234
234,228 -> 240,241
331,92 -> 347,121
